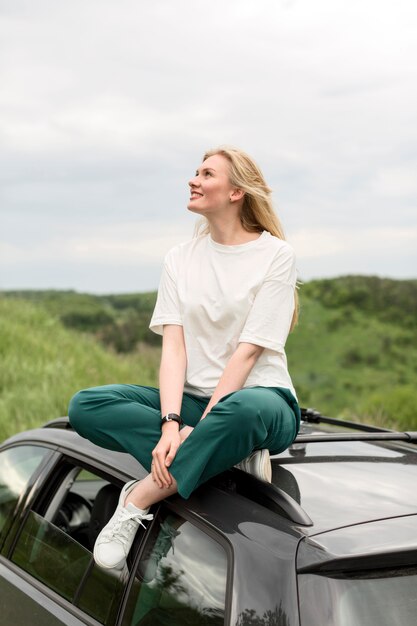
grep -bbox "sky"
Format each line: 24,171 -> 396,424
1,0 -> 416,294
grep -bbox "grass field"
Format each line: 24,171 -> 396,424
0,298 -> 160,440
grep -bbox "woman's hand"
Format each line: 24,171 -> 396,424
151,423 -> 181,489
179,425 -> 194,444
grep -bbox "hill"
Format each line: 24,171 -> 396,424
1,276 -> 416,434
2,289 -> 159,352
0,297 -> 160,440
286,293 -> 416,429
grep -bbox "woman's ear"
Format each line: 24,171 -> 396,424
230,188 -> 245,203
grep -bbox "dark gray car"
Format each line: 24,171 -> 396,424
1,410 -> 417,625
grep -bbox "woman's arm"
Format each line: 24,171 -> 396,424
200,342 -> 264,420
159,324 -> 187,417
152,324 -> 187,488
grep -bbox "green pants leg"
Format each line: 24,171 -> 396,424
68,384 -> 300,499
169,386 -> 299,497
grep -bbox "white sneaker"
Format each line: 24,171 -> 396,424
235,449 -> 272,483
93,480 -> 153,570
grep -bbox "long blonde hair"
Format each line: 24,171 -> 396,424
195,146 -> 299,329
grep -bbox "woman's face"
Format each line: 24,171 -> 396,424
187,154 -> 242,216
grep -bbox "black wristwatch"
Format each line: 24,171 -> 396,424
161,413 -> 183,427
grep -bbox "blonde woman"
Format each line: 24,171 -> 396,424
68,147 -> 301,570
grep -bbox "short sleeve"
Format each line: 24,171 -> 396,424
239,243 -> 297,352
149,251 -> 183,336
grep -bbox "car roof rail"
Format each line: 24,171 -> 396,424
300,407 -> 393,432
42,413 -> 417,443
295,431 -> 417,443
299,408 -> 417,444
43,416 -> 72,430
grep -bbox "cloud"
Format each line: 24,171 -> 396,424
292,226 -> 417,280
1,221 -> 192,264
1,0 -> 416,291
369,165 -> 417,199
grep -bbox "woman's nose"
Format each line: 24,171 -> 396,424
189,174 -> 199,187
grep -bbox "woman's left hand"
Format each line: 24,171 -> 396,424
179,426 -> 194,444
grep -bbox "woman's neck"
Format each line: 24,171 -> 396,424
207,218 -> 261,246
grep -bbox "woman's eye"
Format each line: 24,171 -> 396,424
205,171 -> 212,176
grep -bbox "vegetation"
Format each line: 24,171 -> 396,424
285,291 -> 417,430
1,275 -> 416,439
2,290 -> 160,352
0,297 -> 160,440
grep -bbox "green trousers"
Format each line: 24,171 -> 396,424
68,385 -> 300,499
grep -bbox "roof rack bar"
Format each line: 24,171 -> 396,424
43,414 -> 417,443
300,408 -> 393,433
294,431 -> 417,443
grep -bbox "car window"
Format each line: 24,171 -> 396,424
12,509 -> 92,601
299,570 -> 417,626
122,509 -> 228,626
0,445 -> 50,541
10,466 -> 128,626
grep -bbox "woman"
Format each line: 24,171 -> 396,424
68,146 -> 301,571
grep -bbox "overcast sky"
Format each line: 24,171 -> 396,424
1,0 -> 416,294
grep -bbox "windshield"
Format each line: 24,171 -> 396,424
298,569 -> 417,626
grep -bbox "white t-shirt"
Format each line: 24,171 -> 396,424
149,230 -> 297,398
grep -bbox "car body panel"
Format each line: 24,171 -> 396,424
0,559 -> 89,626
173,487 -> 303,625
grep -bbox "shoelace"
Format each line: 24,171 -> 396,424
102,509 -> 153,545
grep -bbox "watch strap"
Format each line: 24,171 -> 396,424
161,413 -> 183,427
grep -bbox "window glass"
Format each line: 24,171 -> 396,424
122,510 -> 228,626
12,510 -> 92,601
299,570 -> 417,626
11,466 -> 128,625
0,445 -> 49,539
77,561 -> 126,625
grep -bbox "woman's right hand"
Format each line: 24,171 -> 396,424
151,423 -> 181,489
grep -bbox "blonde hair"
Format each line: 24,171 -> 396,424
196,146 -> 299,329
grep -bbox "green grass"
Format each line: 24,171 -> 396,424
0,298 -> 160,440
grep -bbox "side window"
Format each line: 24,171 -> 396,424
122,509 -> 228,626
0,445 -> 50,541
10,466 -> 128,625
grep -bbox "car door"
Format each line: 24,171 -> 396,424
1,443 -> 232,626
0,446 -> 130,625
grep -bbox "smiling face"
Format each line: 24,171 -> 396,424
187,154 -> 243,216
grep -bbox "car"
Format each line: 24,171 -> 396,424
0,410 -> 417,626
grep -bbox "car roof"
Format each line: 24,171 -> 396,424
2,425 -> 149,483
273,421 -> 417,534
3,415 -> 417,537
